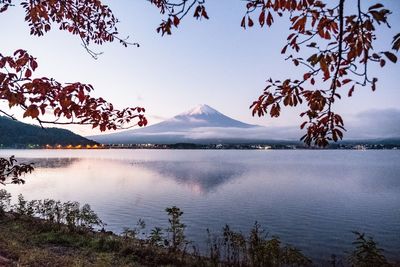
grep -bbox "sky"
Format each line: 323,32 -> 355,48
0,0 -> 399,137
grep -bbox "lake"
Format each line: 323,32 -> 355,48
1,149 -> 399,264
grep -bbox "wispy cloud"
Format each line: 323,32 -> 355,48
183,126 -> 299,140
90,109 -> 400,142
345,109 -> 400,139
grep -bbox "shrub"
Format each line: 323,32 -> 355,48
63,201 -> 80,230
149,226 -> 164,247
0,189 -> 11,215
349,231 -> 391,267
79,204 -> 103,230
122,218 -> 146,241
165,206 -> 186,252
26,200 -> 37,217
14,194 -> 27,216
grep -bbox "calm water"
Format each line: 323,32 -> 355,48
1,149 -> 400,263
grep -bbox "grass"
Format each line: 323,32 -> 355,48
0,214 -> 136,266
0,213 -> 212,267
0,190 -> 398,267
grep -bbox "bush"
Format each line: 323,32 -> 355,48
0,189 -> 11,215
79,204 -> 103,230
149,227 -> 164,247
0,191 -> 395,267
349,231 -> 391,267
63,201 -> 80,230
14,194 -> 27,216
165,206 -> 186,252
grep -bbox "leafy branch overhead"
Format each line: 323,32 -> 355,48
0,49 -> 147,131
0,0 -> 138,58
0,0 -> 148,185
150,0 -> 399,147
148,0 -> 209,36
0,0 -> 398,154
243,0 -> 398,146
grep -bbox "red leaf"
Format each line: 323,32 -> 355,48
241,16 -> 246,28
383,51 -> 397,63
259,11 -> 265,27
30,60 -> 38,71
173,16 -> 180,27
248,17 -> 254,27
25,69 -> 32,78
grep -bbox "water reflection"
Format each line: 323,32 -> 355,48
136,161 -> 245,194
20,157 -> 79,169
2,149 -> 399,263
13,156 -> 247,195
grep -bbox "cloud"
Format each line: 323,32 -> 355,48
91,109 -> 400,142
182,109 -> 400,140
183,126 -> 299,140
123,126 -> 300,141
149,115 -> 169,121
343,109 -> 400,139
168,117 -> 208,123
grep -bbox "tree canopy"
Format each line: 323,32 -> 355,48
1,0 -> 148,184
148,0 -> 399,146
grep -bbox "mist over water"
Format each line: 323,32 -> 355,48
2,149 -> 400,263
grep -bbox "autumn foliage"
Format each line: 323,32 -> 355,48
1,0 -> 138,57
148,0 -> 209,36
0,0 -> 148,132
149,0 -> 399,147
0,49 -> 147,131
241,0 -> 399,146
0,0 -> 147,184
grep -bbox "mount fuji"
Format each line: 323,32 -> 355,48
89,104 -> 277,144
88,105 -> 400,145
143,104 -> 256,130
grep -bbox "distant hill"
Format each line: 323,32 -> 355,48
0,116 -> 96,148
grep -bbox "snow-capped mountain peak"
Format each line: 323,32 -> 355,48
90,104 -> 260,144
180,104 -> 220,116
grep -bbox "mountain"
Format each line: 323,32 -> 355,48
0,116 -> 97,148
139,104 -> 255,131
89,105 -> 400,145
90,104 -> 270,144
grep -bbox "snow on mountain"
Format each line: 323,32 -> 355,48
180,104 -> 221,116
88,106 -> 400,144
148,104 -> 256,131
90,104 -> 267,144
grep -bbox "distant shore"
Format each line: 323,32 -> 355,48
1,142 -> 399,150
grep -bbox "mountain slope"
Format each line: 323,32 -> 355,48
91,104 -> 263,144
0,116 -> 96,147
139,104 -> 256,132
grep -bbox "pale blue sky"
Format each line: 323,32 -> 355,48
1,0 -> 399,136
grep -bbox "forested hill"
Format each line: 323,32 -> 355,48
0,116 -> 96,148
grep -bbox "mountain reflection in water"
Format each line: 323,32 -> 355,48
16,157 -> 246,194
19,157 -> 79,169
3,149 -> 399,263
135,161 -> 245,194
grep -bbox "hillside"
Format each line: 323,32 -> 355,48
0,116 -> 96,148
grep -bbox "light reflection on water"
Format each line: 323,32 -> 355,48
2,149 -> 400,263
